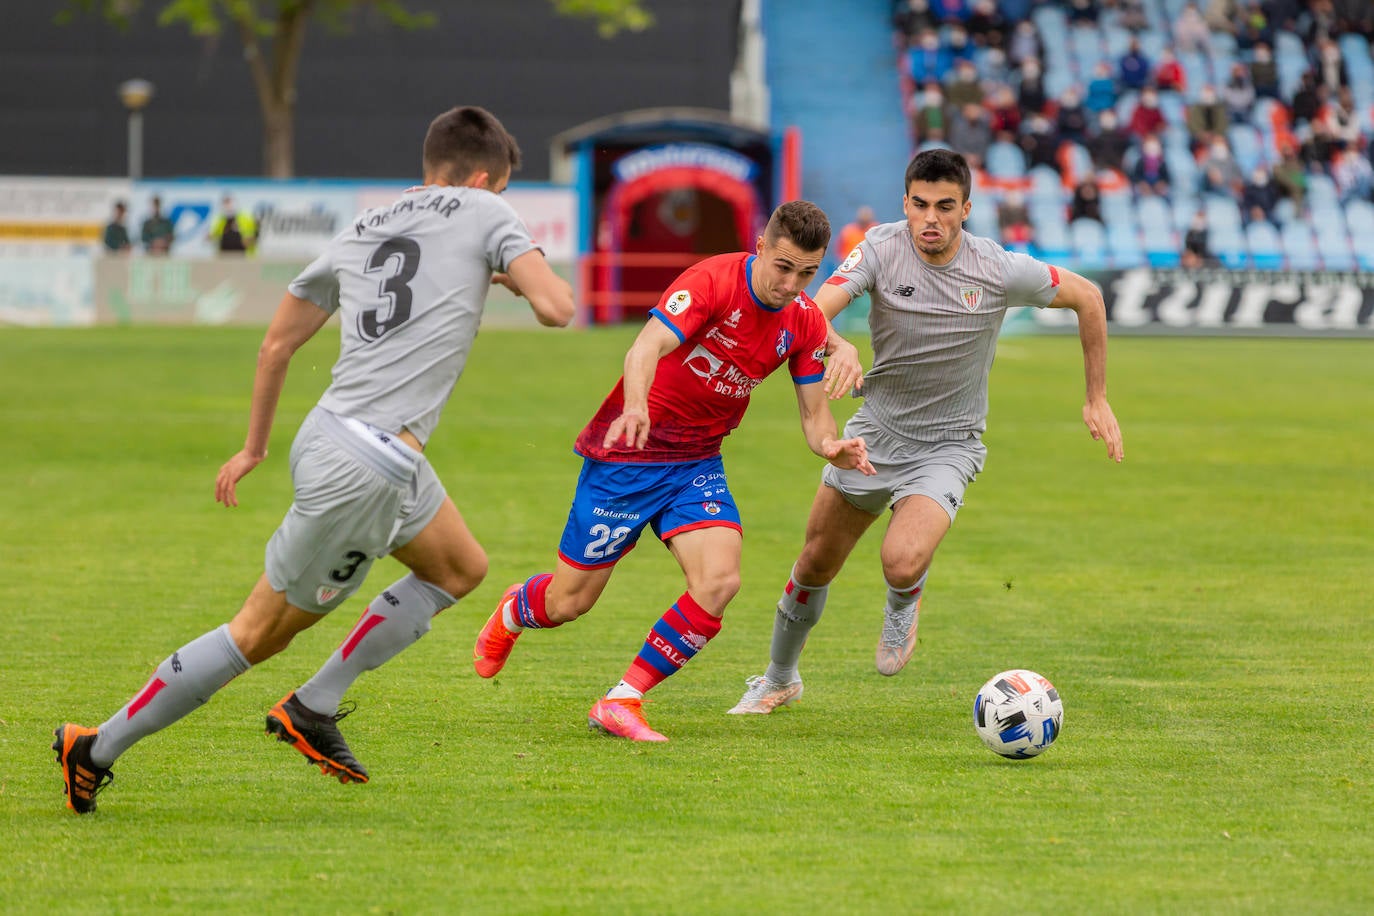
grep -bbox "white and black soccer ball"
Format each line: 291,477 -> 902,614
972,669 -> 1063,759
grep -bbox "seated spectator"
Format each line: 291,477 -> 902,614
931,0 -> 969,24
1056,87 -> 1091,144
1200,138 -> 1244,193
1119,37 -> 1152,91
946,58 -> 984,108
1085,62 -> 1119,115
1186,85 -> 1231,153
1070,177 -> 1104,223
1235,3 -> 1274,52
1019,113 -> 1062,170
1312,36 -> 1348,91
1181,209 -> 1213,268
1128,88 -> 1168,139
1087,110 -> 1133,172
1066,0 -> 1098,26
894,0 -> 938,38
1272,144 -> 1308,208
1132,134 -> 1173,197
946,25 -> 976,66
966,1 -> 1006,49
910,83 -> 950,144
1249,43 -> 1280,100
1017,59 -> 1048,115
949,103 -> 994,167
1240,166 -> 1280,225
1118,0 -> 1149,32
1204,0 -> 1238,36
1007,19 -> 1041,67
1153,48 -> 1186,94
1318,86 -> 1362,149
1174,3 -> 1212,54
986,85 -> 1022,138
1332,149 -> 1373,204
1290,72 -> 1323,127
907,30 -> 947,86
1221,63 -> 1256,121
998,190 -> 1034,245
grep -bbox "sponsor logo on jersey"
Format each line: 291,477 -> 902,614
959,285 -> 984,312
702,500 -> 722,515
840,247 -> 864,272
706,326 -> 739,349
593,506 -> 641,521
316,586 -> 342,605
665,289 -> 692,315
683,344 -> 724,381
724,308 -> 743,328
775,328 -> 794,357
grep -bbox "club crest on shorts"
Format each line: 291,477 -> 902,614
664,289 -> 692,315
316,585 -> 342,605
702,500 -> 722,515
959,285 -> 985,312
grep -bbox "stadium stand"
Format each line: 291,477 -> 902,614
890,0 -> 1374,270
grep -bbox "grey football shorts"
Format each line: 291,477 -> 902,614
821,409 -> 987,523
264,408 -> 446,614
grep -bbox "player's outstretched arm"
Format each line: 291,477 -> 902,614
1046,268 -> 1125,463
602,318 -> 680,450
794,382 -> 876,476
215,293 -> 330,507
814,284 -> 864,397
505,249 -> 575,327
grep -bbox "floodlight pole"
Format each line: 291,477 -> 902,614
118,79 -> 155,181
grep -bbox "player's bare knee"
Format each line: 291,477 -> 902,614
880,551 -> 929,590
795,545 -> 841,586
690,572 -> 740,614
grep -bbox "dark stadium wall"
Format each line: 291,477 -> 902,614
3,1 -> 738,181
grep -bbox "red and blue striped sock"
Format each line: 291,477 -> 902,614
622,592 -> 722,694
510,573 -> 556,629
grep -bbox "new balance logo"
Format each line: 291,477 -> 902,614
893,285 -> 915,297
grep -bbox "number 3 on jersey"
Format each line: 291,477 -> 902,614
584,523 -> 631,560
359,236 -> 421,341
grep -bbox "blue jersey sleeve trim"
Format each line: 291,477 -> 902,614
649,309 -> 686,343
792,372 -> 825,385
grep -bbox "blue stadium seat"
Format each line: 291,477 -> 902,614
1071,218 -> 1110,268
1280,221 -> 1321,271
1107,221 -> 1145,267
1307,174 -> 1340,211
1209,224 -> 1247,268
1203,194 -> 1243,233
1100,191 -> 1136,228
1344,199 -> 1374,242
1314,222 -> 1356,270
985,141 -> 1026,179
1245,221 -> 1284,270
1029,166 -> 1065,203
1228,124 -> 1265,175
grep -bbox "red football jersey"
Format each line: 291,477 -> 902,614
576,252 -> 829,463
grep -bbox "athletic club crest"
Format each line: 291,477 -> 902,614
316,585 -> 342,604
959,285 -> 985,312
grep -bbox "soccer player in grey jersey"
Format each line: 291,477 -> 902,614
52,106 -> 575,813
730,148 -> 1124,714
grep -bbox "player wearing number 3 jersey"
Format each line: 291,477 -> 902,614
52,106 -> 574,813
472,200 -> 876,742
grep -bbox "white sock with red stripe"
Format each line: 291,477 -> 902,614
764,567 -> 829,685
90,623 -> 250,767
293,574 -> 454,716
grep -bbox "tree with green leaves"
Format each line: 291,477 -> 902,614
62,1 -> 653,178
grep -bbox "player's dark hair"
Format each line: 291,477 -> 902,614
905,148 -> 972,202
423,106 -> 521,184
764,200 -> 831,253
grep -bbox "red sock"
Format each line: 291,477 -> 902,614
513,574 -> 557,629
623,592 -> 722,694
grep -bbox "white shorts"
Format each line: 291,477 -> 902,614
264,408 -> 446,614
821,410 -> 986,523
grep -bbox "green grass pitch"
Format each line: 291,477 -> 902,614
1,325 -> 1370,914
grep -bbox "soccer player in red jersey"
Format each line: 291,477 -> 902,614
473,200 -> 875,741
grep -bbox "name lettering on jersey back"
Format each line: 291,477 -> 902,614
354,193 -> 462,235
